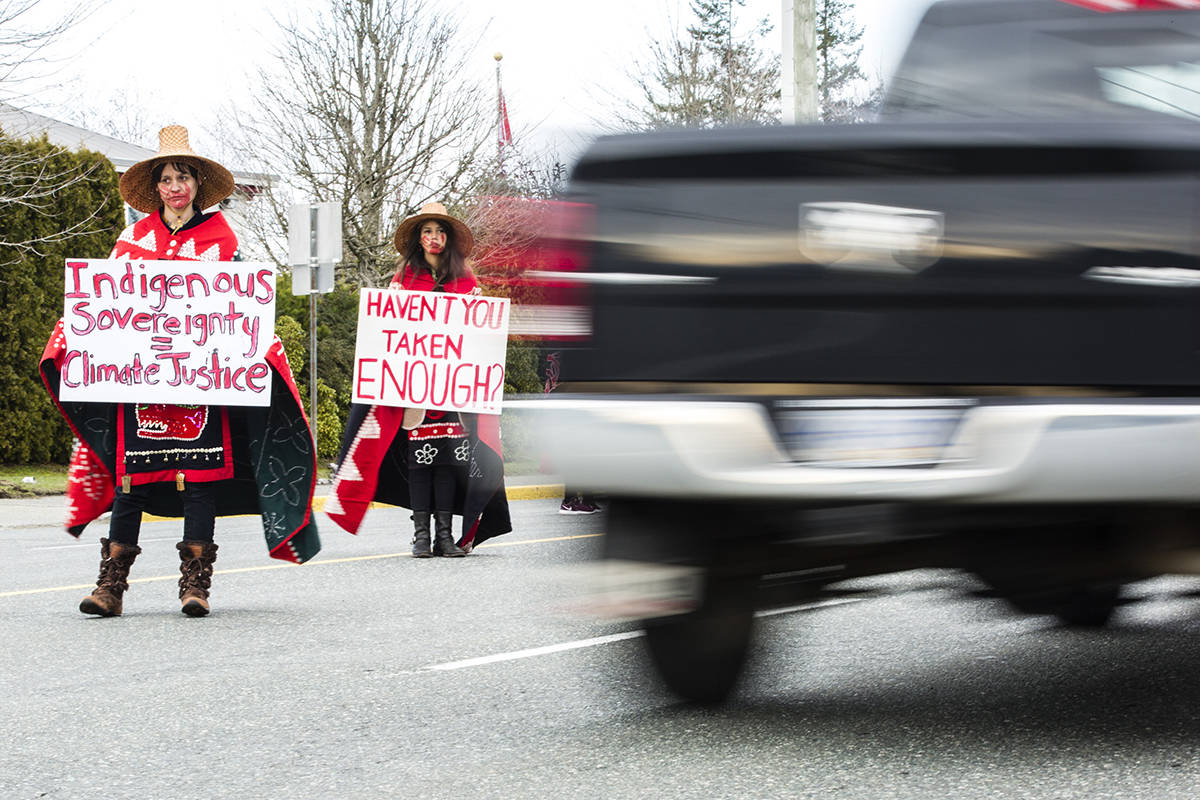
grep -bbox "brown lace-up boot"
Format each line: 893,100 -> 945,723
79,538 -> 142,617
176,540 -> 218,617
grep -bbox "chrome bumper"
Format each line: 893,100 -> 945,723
517,397 -> 1200,503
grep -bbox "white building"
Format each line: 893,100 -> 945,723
0,103 -> 273,239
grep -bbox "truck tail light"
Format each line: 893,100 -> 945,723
508,200 -> 595,342
1059,0 -> 1200,12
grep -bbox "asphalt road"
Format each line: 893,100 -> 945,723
4,495 -> 1200,799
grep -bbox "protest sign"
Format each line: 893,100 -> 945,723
353,288 -> 509,415
59,259 -> 277,406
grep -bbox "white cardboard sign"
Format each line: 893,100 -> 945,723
352,288 -> 509,415
59,259 -> 277,406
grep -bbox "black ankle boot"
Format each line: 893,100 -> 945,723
432,511 -> 465,557
411,511 -> 433,558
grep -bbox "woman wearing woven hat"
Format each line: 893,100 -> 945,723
327,202 -> 512,556
39,125 -> 321,617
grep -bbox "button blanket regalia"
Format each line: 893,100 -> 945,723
326,266 -> 511,550
40,211 -> 320,563
41,325 -> 321,564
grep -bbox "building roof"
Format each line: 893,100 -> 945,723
0,102 -> 273,188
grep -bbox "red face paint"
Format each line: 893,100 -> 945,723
420,222 -> 447,257
157,164 -> 196,211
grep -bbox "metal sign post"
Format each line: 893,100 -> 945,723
288,202 -> 342,450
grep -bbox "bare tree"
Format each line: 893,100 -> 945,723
626,0 -> 881,129
817,0 -> 881,123
0,0 -> 94,92
65,86 -> 157,147
626,31 -> 717,129
0,137 -> 112,260
462,148 -> 568,269
0,0 -> 112,261
624,0 -> 780,130
689,0 -> 780,125
228,0 -> 489,287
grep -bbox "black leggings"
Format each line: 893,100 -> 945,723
107,481 -> 217,546
408,465 -> 457,513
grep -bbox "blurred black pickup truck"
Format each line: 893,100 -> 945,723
532,0 -> 1200,701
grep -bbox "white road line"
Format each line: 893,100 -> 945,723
422,596 -> 867,672
756,596 -> 865,617
32,536 -> 181,551
425,631 -> 645,671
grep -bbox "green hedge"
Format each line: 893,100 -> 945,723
0,134 -> 123,463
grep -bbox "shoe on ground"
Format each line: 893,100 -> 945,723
559,496 -> 601,515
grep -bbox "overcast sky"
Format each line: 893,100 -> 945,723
23,0 -> 934,159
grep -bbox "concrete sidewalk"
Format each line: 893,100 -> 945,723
0,473 -> 566,530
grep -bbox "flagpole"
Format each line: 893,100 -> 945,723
494,51 -> 505,169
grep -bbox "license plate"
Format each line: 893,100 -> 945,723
775,399 -> 973,467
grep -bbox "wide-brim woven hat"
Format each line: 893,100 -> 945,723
118,125 -> 236,214
393,202 -> 474,257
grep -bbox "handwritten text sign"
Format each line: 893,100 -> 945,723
59,259 -> 277,406
353,288 -> 509,415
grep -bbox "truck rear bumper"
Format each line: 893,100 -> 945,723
521,397 -> 1200,504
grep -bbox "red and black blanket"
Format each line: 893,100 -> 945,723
41,327 -> 321,564
326,402 -> 511,551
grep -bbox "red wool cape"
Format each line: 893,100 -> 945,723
41,211 -> 321,563
326,264 -> 512,550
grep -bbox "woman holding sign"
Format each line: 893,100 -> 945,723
328,202 -> 511,556
40,125 -> 320,617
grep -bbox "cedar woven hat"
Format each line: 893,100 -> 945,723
118,125 -> 236,214
393,202 -> 474,257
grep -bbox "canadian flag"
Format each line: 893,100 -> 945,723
498,87 -> 513,150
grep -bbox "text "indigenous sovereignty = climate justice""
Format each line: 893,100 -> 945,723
59,260 -> 277,400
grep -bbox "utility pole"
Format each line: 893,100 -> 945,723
782,0 -> 818,123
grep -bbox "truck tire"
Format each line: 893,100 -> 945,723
604,499 -> 758,703
642,570 -> 756,704
1009,582 -> 1123,628
970,520 -> 1127,628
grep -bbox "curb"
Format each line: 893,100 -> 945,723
502,483 -> 565,501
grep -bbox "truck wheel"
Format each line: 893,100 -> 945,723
980,575 -> 1123,628
603,499 -> 759,702
642,571 -> 755,704
970,521 -> 1127,628
1041,583 -> 1123,628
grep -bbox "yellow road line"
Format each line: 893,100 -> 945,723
0,532 -> 602,598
